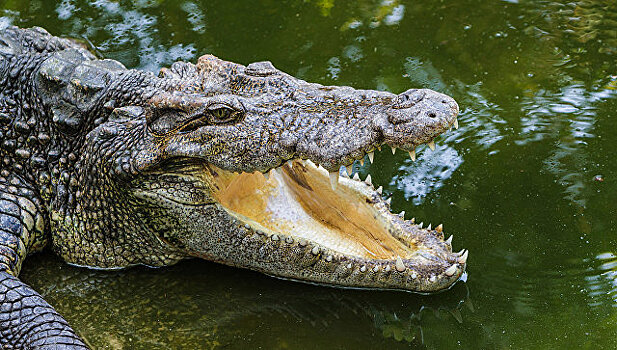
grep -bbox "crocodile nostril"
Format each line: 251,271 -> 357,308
428,112 -> 437,118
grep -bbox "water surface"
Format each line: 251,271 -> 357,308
2,0 -> 617,348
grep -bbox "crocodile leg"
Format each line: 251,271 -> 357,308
0,272 -> 89,349
0,177 -> 88,349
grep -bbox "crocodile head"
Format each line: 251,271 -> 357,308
51,53 -> 465,293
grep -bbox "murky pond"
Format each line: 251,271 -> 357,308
2,0 -> 617,348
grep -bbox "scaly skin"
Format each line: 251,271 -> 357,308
0,26 -> 464,347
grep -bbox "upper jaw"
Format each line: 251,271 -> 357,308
260,89 -> 459,174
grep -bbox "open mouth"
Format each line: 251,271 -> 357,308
199,143 -> 467,292
136,84 -> 466,292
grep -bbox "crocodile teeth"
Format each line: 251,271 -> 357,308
409,150 -> 416,161
428,141 -> 436,151
445,235 -> 453,245
353,173 -> 360,181
391,146 -> 396,155
346,165 -> 353,177
458,250 -> 469,264
411,217 -> 415,223
445,264 -> 457,276
376,186 -> 383,195
365,174 -> 372,186
427,224 -> 432,231
368,152 -> 374,163
398,210 -> 405,219
454,118 -> 459,129
341,169 -> 349,178
436,224 -> 443,233
419,222 -> 423,228
329,171 -> 339,190
385,197 -> 391,205
395,256 -> 406,272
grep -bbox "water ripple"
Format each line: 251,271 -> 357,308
585,252 -> 617,308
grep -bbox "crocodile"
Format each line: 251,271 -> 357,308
0,26 -> 465,348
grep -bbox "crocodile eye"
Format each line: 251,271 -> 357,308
211,108 -> 231,120
206,104 -> 244,125
148,103 -> 244,136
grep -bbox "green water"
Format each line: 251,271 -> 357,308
2,0 -> 617,348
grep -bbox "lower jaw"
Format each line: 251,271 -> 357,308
198,159 -> 467,293
195,219 -> 465,293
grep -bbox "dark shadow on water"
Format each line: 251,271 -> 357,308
22,252 -> 470,349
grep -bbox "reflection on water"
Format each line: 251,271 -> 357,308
3,0 -> 199,71
2,0 -> 617,348
586,253 -> 617,308
393,146 -> 462,205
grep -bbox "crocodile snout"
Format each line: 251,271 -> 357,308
372,89 -> 459,150
389,88 -> 458,124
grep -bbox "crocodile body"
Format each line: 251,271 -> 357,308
0,26 -> 464,348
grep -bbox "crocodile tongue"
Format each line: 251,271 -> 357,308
216,161 -> 410,259
206,158 -> 467,292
